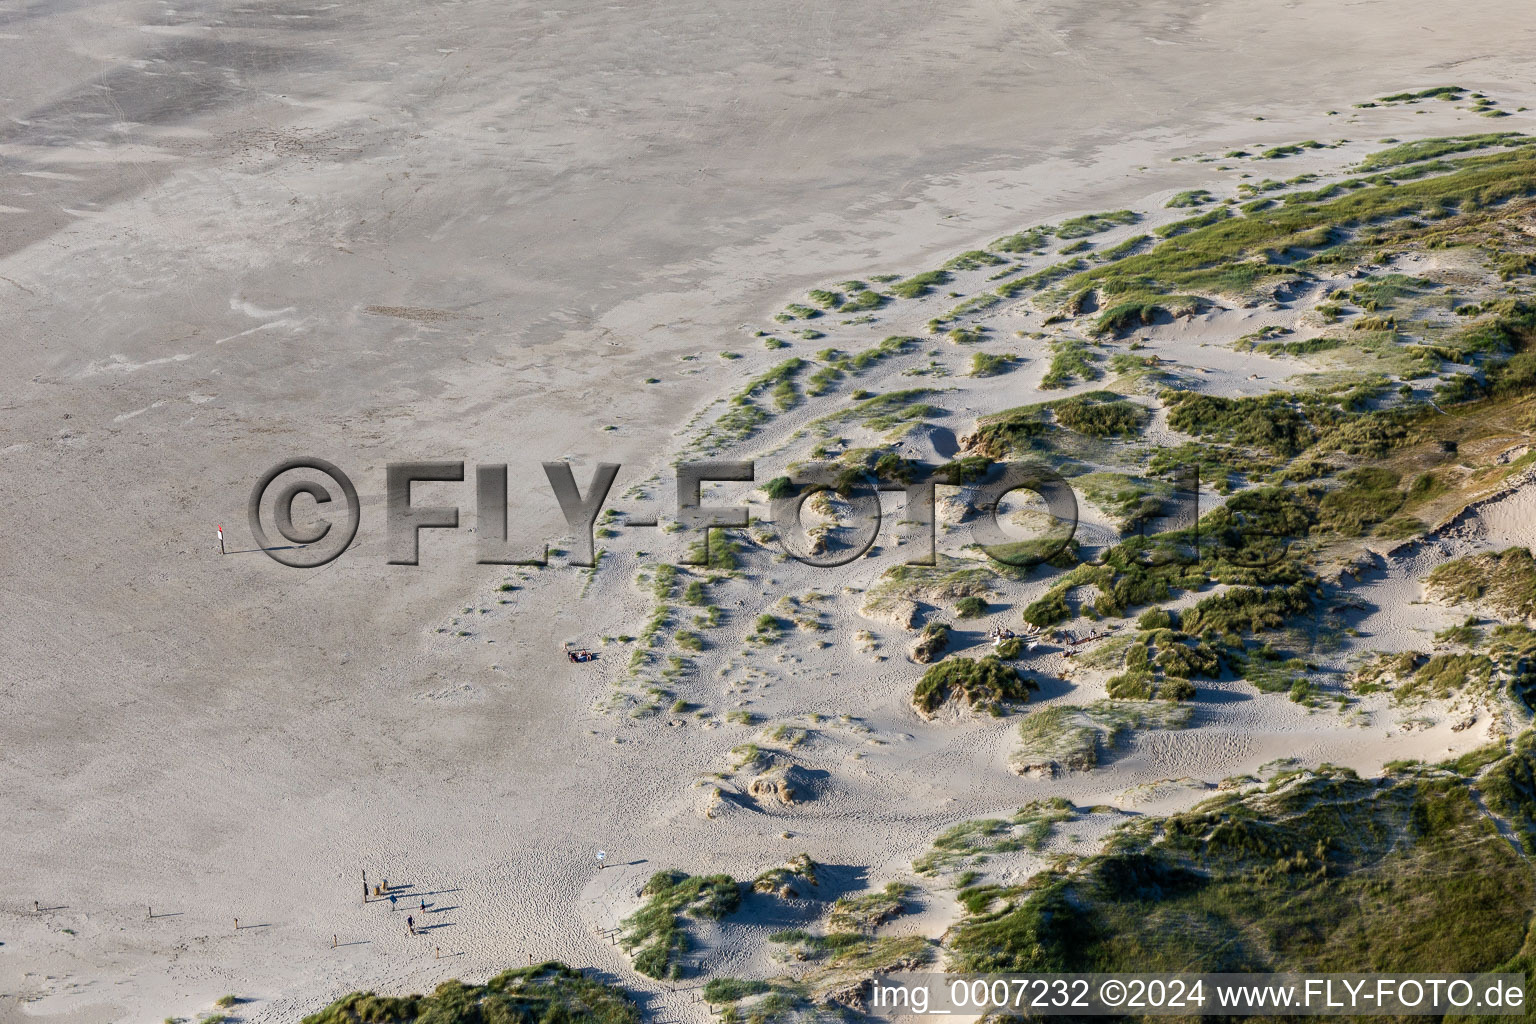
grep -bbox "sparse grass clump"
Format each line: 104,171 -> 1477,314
750,613 -> 784,645
1056,210 -> 1139,238
763,476 -> 795,500
1096,234 -> 1150,263
840,287 -> 888,312
1166,189 -> 1214,208
1378,85 -> 1466,103
1154,205 -> 1230,237
753,853 -> 819,896
995,257 -> 1089,300
915,799 -> 1079,875
701,978 -> 772,1004
954,596 -> 988,618
1012,701 -> 1193,775
965,404 -> 1050,457
890,270 -> 952,299
970,351 -> 1015,377
945,249 -> 1009,271
709,358 -> 808,443
991,227 -> 1053,253
1040,337 -> 1101,389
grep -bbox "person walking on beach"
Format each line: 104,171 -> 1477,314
420,898 -> 427,913
406,914 -> 415,935
389,892 -> 397,911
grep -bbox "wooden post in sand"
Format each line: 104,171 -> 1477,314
234,917 -> 239,931
333,934 -> 338,948
436,947 -> 441,960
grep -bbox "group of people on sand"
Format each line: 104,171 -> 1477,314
564,642 -> 597,663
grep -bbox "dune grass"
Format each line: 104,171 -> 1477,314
620,871 -> 741,979
913,655 -> 1036,716
1425,547 -> 1536,621
1057,148 -> 1536,308
1012,701 -> 1193,775
1039,336 -> 1101,389
914,799 -> 1079,875
890,270 -> 952,299
1056,210 -> 1140,238
947,750 -> 1536,988
301,962 -> 641,1024
1165,189 -> 1214,208
969,351 -> 1015,377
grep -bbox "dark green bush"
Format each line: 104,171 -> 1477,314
913,656 -> 1037,715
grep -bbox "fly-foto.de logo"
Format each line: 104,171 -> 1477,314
243,456 -> 1290,571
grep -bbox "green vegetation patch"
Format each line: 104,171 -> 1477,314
709,358 -> 808,443
1425,547 -> 1536,621
1052,392 -> 1148,438
620,870 -> 741,979
995,258 -> 1089,299
1147,442 -> 1279,495
948,753 -> 1536,980
1357,132 -> 1530,172
1077,472 -> 1169,532
970,351 -> 1016,377
945,249 -> 1009,271
1315,466 -> 1407,536
1183,582 -> 1315,635
1011,701 -> 1192,776
1165,390 -> 1315,455
913,655 -> 1037,715
890,270 -> 952,299
301,962 -> 640,1024
828,882 -> 914,932
1040,336 -> 1101,389
1020,487 -> 1317,629
1058,148 -> 1536,306
1166,190 -> 1215,209
753,853 -> 819,897
809,388 -> 940,435
1096,234 -> 1151,262
1154,206 -> 1231,238
915,799 -> 1079,875
990,227 -> 1053,254
1095,296 -> 1201,336
1056,210 -> 1140,239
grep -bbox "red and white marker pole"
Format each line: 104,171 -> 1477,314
218,524 -> 225,555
